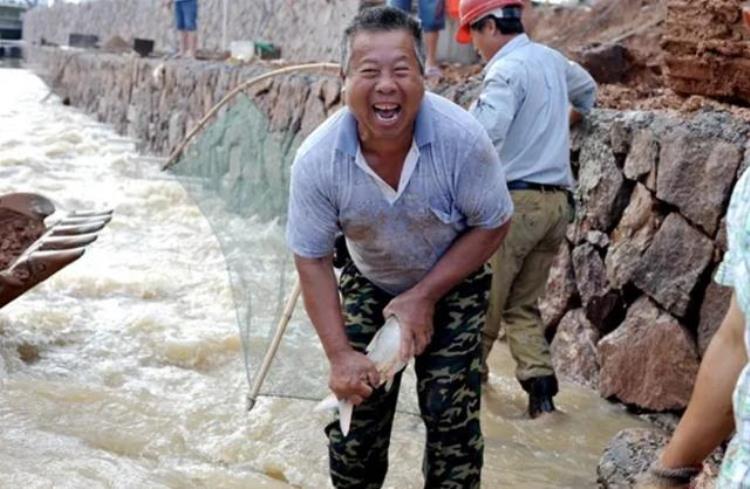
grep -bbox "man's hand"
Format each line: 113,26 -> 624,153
569,108 -> 583,127
329,349 -> 380,406
384,290 -> 436,362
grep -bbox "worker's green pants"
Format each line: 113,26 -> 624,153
327,263 -> 490,489
482,189 -> 571,382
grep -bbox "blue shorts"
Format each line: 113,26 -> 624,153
174,0 -> 198,31
388,0 -> 445,32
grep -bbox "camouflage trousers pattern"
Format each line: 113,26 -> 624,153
326,262 -> 491,489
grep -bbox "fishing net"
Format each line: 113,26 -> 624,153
165,75 -> 419,414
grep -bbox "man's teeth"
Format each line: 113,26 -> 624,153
374,105 -> 400,121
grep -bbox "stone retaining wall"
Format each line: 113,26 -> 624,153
26,46 -> 750,416
23,0 -> 359,62
546,107 -> 748,412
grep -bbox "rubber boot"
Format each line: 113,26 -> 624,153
520,375 -> 558,419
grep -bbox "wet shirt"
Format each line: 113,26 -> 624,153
470,34 -> 597,188
716,169 -> 750,487
286,92 -> 513,295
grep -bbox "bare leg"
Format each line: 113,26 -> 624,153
186,31 -> 197,58
179,31 -> 189,56
424,31 -> 440,74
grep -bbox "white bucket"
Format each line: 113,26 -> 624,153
230,41 -> 255,62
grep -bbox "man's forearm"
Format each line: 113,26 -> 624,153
410,222 -> 510,302
294,255 -> 351,360
661,295 -> 746,468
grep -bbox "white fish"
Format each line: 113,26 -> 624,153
315,316 -> 409,436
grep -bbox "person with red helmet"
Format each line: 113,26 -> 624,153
456,0 -> 597,418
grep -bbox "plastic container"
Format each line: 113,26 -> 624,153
230,41 -> 255,62
133,38 -> 154,58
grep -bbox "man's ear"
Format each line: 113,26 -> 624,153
486,19 -> 498,36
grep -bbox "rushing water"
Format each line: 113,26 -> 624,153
0,66 -> 645,489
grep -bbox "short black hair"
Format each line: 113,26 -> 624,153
341,5 -> 426,75
470,6 -> 525,35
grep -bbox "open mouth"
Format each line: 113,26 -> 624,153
373,103 -> 402,124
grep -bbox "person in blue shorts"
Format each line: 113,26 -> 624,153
164,0 -> 198,58
388,0 -> 445,77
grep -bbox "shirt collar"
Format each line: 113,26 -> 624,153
334,94 -> 435,157
484,34 -> 531,74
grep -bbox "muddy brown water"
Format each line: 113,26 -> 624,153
0,67 -> 645,489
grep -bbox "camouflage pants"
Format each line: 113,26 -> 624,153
327,262 -> 491,489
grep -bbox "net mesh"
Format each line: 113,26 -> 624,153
166,89 -> 419,413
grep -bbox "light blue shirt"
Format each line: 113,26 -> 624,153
471,34 -> 597,188
286,92 -> 514,295
715,169 -> 750,486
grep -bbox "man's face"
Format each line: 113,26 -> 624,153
470,20 -> 498,62
343,30 -> 425,143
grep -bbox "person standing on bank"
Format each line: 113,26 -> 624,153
163,0 -> 198,58
286,6 -> 513,488
456,0 -> 597,418
387,0 -> 446,78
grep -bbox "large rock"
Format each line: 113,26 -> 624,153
551,309 -> 600,389
574,42 -> 632,85
598,425 -> 722,489
577,134 -> 630,233
631,213 -> 714,318
573,243 -> 622,332
623,129 -> 658,184
586,230 -> 610,249
540,243 -> 578,332
698,280 -> 734,356
597,427 -> 669,489
598,297 -> 700,411
657,129 -> 742,236
606,184 -> 662,289
609,118 -> 631,156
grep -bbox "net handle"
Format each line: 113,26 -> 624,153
246,276 -> 302,411
162,62 -> 341,171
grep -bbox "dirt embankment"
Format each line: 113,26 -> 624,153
440,0 -> 750,120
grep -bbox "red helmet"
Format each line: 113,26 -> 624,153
455,0 -> 525,44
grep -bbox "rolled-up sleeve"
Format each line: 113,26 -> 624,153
566,60 -> 597,114
455,129 -> 514,229
285,153 -> 339,258
470,62 -> 522,150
